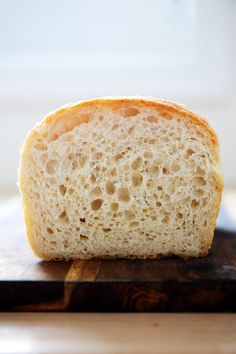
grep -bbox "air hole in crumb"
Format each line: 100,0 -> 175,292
149,165 -> 160,176
146,115 -> 158,123
162,215 -> 169,224
131,156 -> 142,170
106,181 -> 115,195
77,153 -> 87,168
80,234 -> 88,241
131,172 -> 143,187
196,166 -> 206,176
163,193 -> 170,201
130,222 -> 139,228
148,139 -> 156,145
194,189 -> 204,197
68,188 -> 74,195
147,180 -> 155,189
118,188 -> 130,202
90,174 -> 96,184
114,153 -> 123,161
144,151 -> 153,159
90,186 -> 102,197
51,133 -> 59,141
80,217 -> 86,223
93,152 -> 102,160
71,160 -> 78,169
68,153 -> 74,161
110,168 -> 117,177
156,201 -> 162,207
99,115 -> 104,121
191,199 -> 199,208
162,167 -> 169,175
110,203 -> 119,212
194,177 -> 206,186
177,212 -> 183,219
186,149 -> 195,158
63,240 -> 69,248
47,228 -> 54,235
46,160 -> 58,175
124,108 -> 140,117
91,199 -> 103,210
157,186 -> 163,191
103,228 -> 111,232
59,184 -> 66,196
112,124 -> 120,131
59,210 -> 69,222
125,210 -> 135,219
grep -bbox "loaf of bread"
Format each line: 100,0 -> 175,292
18,97 -> 223,260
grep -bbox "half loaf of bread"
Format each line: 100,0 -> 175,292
18,97 -> 223,260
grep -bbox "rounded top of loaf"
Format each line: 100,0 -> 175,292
38,96 -> 218,147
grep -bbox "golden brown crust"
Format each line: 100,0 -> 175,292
41,97 -> 219,146
18,97 -> 223,260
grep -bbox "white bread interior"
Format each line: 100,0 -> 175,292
18,97 -> 223,260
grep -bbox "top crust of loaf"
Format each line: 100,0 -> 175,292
18,97 -> 223,259
43,97 -> 218,144
21,96 -> 220,160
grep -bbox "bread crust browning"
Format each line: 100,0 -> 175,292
42,97 -> 219,146
18,97 -> 223,260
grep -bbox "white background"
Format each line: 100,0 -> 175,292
0,0 -> 235,195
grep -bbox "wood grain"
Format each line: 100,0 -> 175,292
0,313 -> 236,354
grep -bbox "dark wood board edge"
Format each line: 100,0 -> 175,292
0,280 -> 235,312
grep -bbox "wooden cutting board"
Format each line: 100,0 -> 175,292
0,197 -> 236,312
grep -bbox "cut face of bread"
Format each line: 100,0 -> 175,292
18,97 -> 223,260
